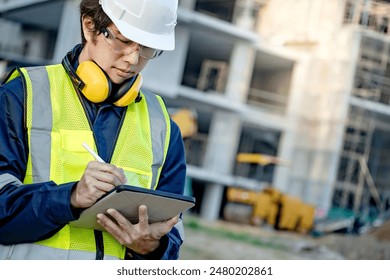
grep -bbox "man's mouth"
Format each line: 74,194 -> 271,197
116,68 -> 133,77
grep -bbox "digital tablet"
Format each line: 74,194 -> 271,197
70,185 -> 195,231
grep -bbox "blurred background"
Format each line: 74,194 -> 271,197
1,0 -> 390,259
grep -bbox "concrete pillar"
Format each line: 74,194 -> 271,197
233,0 -> 258,29
225,42 -> 256,102
199,42 -> 256,221
200,183 -> 225,220
180,0 -> 196,10
52,0 -> 81,63
200,112 -> 242,221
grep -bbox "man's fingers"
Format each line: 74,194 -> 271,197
138,205 -> 149,229
97,212 -> 116,228
106,208 -> 133,229
87,161 -> 127,186
117,168 -> 128,184
165,215 -> 179,228
97,209 -> 134,241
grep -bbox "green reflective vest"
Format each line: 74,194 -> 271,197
2,64 -> 170,259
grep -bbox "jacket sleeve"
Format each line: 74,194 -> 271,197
0,78 -> 78,245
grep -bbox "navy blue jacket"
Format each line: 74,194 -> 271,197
0,50 -> 186,259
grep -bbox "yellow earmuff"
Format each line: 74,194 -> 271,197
62,49 -> 142,107
114,74 -> 142,107
76,61 -> 110,103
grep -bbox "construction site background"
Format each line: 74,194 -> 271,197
1,0 -> 390,258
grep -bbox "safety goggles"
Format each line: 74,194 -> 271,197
101,27 -> 163,59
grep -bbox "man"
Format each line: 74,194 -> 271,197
0,0 -> 186,260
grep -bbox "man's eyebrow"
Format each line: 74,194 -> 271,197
112,29 -> 129,41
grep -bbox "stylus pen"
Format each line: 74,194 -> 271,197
82,142 -> 105,163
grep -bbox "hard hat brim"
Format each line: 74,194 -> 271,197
113,18 -> 175,51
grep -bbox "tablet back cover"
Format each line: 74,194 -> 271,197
70,185 -> 195,231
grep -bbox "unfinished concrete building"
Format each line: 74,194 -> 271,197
1,0 -> 390,225
258,0 -> 390,221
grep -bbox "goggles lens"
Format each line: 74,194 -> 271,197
102,28 -> 163,59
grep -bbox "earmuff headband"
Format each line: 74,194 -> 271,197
62,51 -> 85,91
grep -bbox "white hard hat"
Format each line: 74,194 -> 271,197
99,0 -> 178,51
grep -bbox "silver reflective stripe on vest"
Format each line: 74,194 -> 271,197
143,91 -> 167,189
0,244 -> 119,260
27,67 -> 52,182
0,173 -> 23,189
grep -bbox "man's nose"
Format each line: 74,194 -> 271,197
123,44 -> 140,65
123,52 -> 140,65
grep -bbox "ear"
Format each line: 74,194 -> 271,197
81,15 -> 96,43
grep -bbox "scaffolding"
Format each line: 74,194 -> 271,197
337,107 -> 375,209
344,0 -> 390,35
335,28 -> 390,218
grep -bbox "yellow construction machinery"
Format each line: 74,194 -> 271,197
170,108 -> 198,139
223,153 -> 316,233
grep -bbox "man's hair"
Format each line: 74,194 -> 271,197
79,0 -> 112,44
